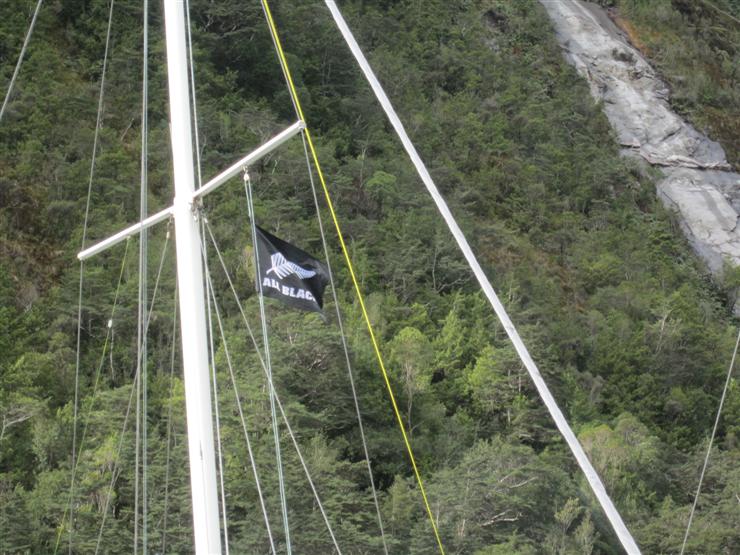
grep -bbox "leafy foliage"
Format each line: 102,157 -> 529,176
1,0 -> 738,553
612,0 -> 740,168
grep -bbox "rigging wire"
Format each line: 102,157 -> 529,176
257,1 -> 445,551
95,227 -> 172,554
69,2 -> 116,553
183,4 -> 228,541
321,2 -> 644,552
202,219 -> 231,554
257,1 -> 299,119
256,0 -> 386,547
201,241 -> 277,555
55,237 -> 130,555
203,218 -> 342,554
184,0 -> 203,188
679,326 -> 740,554
96,368 -> 137,554
244,173 -> 292,554
134,0 -> 150,551
0,0 -> 44,124
301,132 -> 388,554
160,284 -> 177,555
183,7 -> 228,547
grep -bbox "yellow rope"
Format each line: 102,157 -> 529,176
259,2 -> 445,553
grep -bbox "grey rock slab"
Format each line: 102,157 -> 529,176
540,0 -> 740,310
540,0 -> 730,170
658,173 -> 740,276
663,167 -> 740,213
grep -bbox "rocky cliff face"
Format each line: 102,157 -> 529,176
540,0 -> 740,300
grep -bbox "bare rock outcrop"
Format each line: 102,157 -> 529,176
540,0 -> 740,307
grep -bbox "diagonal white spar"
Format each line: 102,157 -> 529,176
324,1 -> 641,553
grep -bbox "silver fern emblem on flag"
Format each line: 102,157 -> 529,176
266,252 -> 317,279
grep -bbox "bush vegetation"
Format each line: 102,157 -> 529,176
1,0 -> 738,552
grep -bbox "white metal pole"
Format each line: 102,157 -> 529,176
78,207 -> 173,261
323,2 -> 640,553
192,120 -> 305,200
163,1 -> 222,553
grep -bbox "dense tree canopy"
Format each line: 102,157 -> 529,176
1,0 -> 738,553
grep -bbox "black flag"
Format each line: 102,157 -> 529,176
254,225 -> 329,313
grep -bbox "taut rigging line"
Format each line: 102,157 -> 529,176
680,326 -> 740,554
329,0 -> 641,552
0,0 -> 43,124
203,217 -> 342,554
259,0 -> 446,551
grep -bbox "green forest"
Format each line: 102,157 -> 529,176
1,0 -> 739,553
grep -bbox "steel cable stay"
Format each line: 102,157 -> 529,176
185,10 -> 242,548
185,1 -> 232,548
134,0 -> 150,550
258,1 -> 445,551
184,0 -> 204,189
679,326 -> 740,554
68,2 -> 117,553
257,0 -> 388,547
95,225 -> 174,554
55,238 -> 131,555
160,284 -> 177,554
299,130 -> 389,555
244,172 -> 293,554
184,6 -> 231,549
202,219 -> 232,554
202,217 -> 342,554
0,0 -> 44,124
201,240 -> 277,555
95,227 -> 172,554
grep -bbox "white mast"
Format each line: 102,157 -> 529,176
77,5 -> 304,552
162,1 -> 221,553
77,34 -> 303,555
